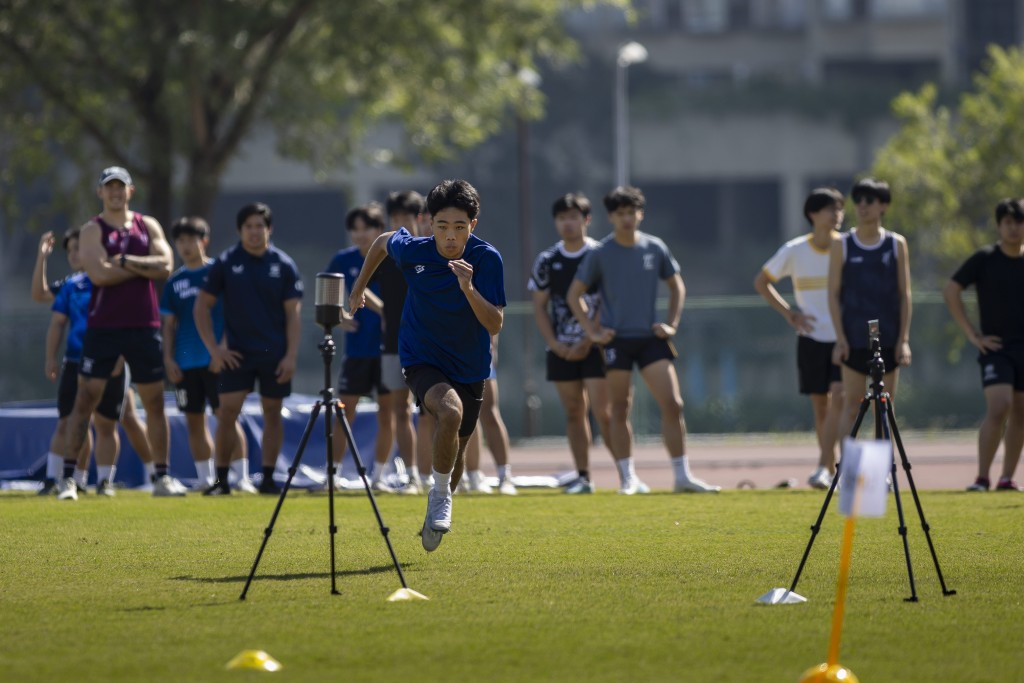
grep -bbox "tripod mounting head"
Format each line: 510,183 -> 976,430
867,319 -> 885,385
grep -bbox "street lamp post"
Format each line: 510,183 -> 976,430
614,41 -> 648,188
517,67 -> 542,438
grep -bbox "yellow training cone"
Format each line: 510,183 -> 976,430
226,649 -> 283,672
387,587 -> 429,602
799,662 -> 859,682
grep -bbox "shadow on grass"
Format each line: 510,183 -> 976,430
169,563 -> 411,585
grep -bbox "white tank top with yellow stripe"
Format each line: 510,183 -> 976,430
761,232 -> 838,343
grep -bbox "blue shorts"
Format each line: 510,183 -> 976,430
219,356 -> 291,399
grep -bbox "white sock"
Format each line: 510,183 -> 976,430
409,465 -> 421,484
97,465 -> 115,483
231,458 -> 250,481
74,468 -> 89,488
615,457 -> 637,483
671,455 -> 693,483
432,468 -> 453,496
468,469 -> 483,484
46,452 -> 63,479
195,459 -> 214,486
372,463 -> 386,483
497,464 -> 511,482
144,462 -> 156,482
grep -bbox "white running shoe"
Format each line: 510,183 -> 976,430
372,479 -> 397,494
674,477 -> 721,493
807,468 -> 833,490
153,475 -> 187,497
618,478 -> 651,495
497,478 -> 518,496
421,489 -> 452,552
234,477 -> 258,494
400,478 -> 423,496
97,479 -> 117,497
466,471 -> 494,494
56,476 -> 78,501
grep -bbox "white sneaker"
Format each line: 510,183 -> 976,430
618,478 -> 651,495
234,477 -> 258,494
372,479 -> 397,494
56,476 -> 78,501
497,478 -> 518,496
97,479 -> 116,497
421,488 -> 452,552
674,477 -> 721,493
466,471 -> 494,494
400,478 -> 423,495
807,468 -> 833,490
153,475 -> 187,497
564,478 -> 594,494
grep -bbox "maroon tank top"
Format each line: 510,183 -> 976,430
88,212 -> 160,328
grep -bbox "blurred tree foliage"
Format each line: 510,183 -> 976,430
872,45 -> 1024,286
0,0 -> 628,227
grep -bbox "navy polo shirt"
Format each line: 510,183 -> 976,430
324,246 -> 382,358
202,242 -> 303,361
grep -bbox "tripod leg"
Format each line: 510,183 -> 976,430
886,399 -> 957,597
324,398 -> 340,595
880,397 -> 918,602
787,395 -> 870,594
335,401 -> 410,589
240,400 -> 324,601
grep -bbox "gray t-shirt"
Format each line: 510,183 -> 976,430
575,231 -> 680,338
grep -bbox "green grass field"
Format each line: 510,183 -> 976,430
1,486 -> 1021,682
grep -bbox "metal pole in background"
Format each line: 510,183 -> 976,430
614,42 -> 648,188
517,67 -> 542,438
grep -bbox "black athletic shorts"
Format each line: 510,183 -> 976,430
603,336 -> 676,372
57,360 -> 126,421
797,336 -> 841,395
174,367 -> 220,413
218,356 -> 291,399
337,356 -> 388,398
403,364 -> 484,438
844,347 -> 898,375
80,327 -> 164,384
978,343 -> 1024,390
546,347 -> 606,382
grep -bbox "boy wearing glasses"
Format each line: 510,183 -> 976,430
827,178 -> 912,441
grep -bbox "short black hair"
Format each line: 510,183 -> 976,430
426,179 -> 481,220
170,216 -> 211,240
850,178 -> 891,204
386,190 -> 426,217
61,226 -> 81,251
236,202 -> 272,231
994,198 -> 1024,224
551,192 -> 591,218
345,202 -> 386,231
803,187 -> 844,225
603,186 -> 645,212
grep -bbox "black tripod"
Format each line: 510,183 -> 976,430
786,325 -> 956,602
239,326 -> 410,600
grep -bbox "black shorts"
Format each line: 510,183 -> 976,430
57,360 -> 127,421
337,356 -> 388,398
546,347 -> 606,382
978,343 -> 1024,390
797,337 -> 841,395
80,327 -> 164,384
844,347 -> 898,375
603,337 -> 677,372
218,356 -> 291,399
403,364 -> 484,438
174,367 -> 220,413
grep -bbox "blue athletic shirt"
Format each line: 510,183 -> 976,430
324,247 -> 382,358
160,260 -> 225,370
202,242 -> 303,362
50,272 -> 91,362
388,228 -> 506,383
